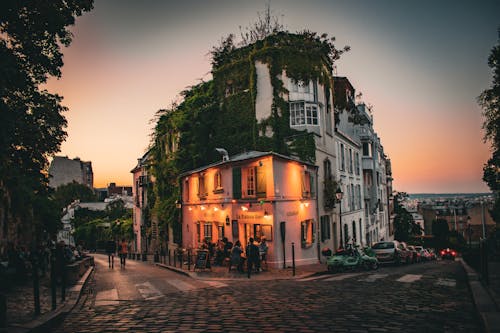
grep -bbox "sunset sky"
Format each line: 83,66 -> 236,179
45,0 -> 499,194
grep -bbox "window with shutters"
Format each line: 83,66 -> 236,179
246,167 -> 256,197
301,219 -> 315,248
320,215 -> 331,242
213,171 -> 223,193
198,174 -> 207,199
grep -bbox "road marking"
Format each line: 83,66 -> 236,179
299,275 -> 329,282
203,280 -> 228,288
435,278 -> 456,287
396,274 -> 422,283
136,282 -> 163,300
359,273 -> 389,282
95,288 -> 119,306
167,279 -> 197,292
323,273 -> 363,281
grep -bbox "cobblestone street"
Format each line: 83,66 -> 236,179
53,260 -> 481,332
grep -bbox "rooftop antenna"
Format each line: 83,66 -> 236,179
215,148 -> 229,162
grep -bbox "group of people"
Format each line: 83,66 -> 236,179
229,237 -> 268,278
105,238 -> 128,268
199,236 -> 269,277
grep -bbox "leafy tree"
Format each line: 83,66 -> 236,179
0,1 -> 94,243
432,218 -> 450,249
393,192 -> 421,242
53,181 -> 96,210
478,28 -> 500,228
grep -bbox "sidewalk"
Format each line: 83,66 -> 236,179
460,258 -> 500,333
0,266 -> 93,333
155,260 -> 326,281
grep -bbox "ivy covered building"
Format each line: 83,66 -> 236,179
135,30 -> 394,259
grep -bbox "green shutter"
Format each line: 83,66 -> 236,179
232,167 -> 241,199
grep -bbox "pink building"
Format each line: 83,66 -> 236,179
180,151 -> 319,268
131,151 -> 151,254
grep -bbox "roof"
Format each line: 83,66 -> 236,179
179,151 -> 317,178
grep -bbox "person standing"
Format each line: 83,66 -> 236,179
245,238 -> 260,278
258,237 -> 269,271
119,238 -> 128,268
105,239 -> 117,268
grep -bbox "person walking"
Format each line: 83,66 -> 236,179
119,238 -> 128,268
245,238 -> 260,278
229,240 -> 243,273
105,239 -> 117,268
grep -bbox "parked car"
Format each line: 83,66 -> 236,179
440,248 -> 457,260
399,242 -> 413,264
371,241 -> 411,265
326,246 -> 379,272
406,245 -> 421,263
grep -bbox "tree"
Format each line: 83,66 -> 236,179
393,192 -> 421,242
478,28 -> 500,228
432,218 -> 450,250
0,1 -> 94,243
53,181 -> 96,210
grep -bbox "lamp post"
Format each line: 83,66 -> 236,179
336,188 -> 344,249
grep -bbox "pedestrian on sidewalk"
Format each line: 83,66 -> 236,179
105,239 -> 116,268
119,238 -> 128,268
245,238 -> 260,278
258,237 -> 269,271
229,240 -> 244,273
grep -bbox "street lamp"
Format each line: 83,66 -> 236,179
336,188 -> 344,249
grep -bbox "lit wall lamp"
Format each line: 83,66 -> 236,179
200,205 -> 206,210
241,205 -> 248,211
213,207 -> 219,212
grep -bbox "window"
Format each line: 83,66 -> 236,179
354,152 -> 360,175
352,221 -> 356,243
196,222 -> 201,243
245,167 -> 256,197
203,223 -> 212,241
213,171 -> 223,193
217,224 -> 225,240
301,219 -> 315,248
302,170 -> 312,198
340,144 -> 345,171
362,142 -> 371,157
324,159 -> 332,180
320,215 -> 331,242
290,102 -> 318,126
198,174 -> 207,199
344,224 -> 349,245
348,149 -> 353,173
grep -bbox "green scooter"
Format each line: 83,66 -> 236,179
324,246 -> 379,273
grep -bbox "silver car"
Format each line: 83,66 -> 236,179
371,241 -> 410,265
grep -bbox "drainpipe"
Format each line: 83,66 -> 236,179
315,166 -> 321,261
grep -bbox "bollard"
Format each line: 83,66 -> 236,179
173,250 -> 177,267
154,251 -> 159,263
292,242 -> 296,276
188,249 -> 192,271
168,249 -> 171,266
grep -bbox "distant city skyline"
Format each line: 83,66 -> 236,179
45,0 -> 499,193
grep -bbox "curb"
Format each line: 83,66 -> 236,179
155,262 -> 321,281
460,258 -> 500,333
3,265 -> 95,333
